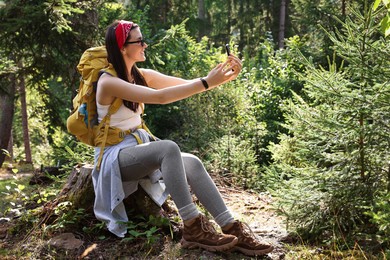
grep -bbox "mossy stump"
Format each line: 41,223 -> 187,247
57,164 -> 163,216
24,165 -> 179,242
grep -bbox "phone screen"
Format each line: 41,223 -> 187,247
225,44 -> 231,56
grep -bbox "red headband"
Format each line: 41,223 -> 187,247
115,20 -> 133,49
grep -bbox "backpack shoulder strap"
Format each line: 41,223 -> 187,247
99,65 -> 121,116
108,97 -> 122,115
95,97 -> 123,170
100,64 -> 117,77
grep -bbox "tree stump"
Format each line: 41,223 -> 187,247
23,165 -> 179,242
56,164 -> 96,212
56,164 -> 164,216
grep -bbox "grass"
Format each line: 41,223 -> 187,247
0,173 -> 33,217
283,241 -> 389,260
1,178 -> 21,213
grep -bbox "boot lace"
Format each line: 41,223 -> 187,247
199,215 -> 218,235
238,221 -> 256,239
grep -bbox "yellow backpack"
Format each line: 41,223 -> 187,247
67,46 -> 147,169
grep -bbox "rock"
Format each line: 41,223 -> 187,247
48,232 -> 83,250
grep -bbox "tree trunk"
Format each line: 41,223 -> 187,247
0,74 -> 16,168
6,130 -> 14,162
197,0 -> 207,40
227,0 -> 232,41
24,164 -> 179,242
278,0 -> 287,49
18,62 -> 32,163
238,1 -> 245,50
54,165 -> 165,216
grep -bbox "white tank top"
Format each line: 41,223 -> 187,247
97,101 -> 143,131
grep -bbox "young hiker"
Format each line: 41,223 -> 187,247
92,19 -> 273,256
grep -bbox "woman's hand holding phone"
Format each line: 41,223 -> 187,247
225,44 -> 236,72
203,47 -> 242,88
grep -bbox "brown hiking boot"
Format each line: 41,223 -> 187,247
181,214 -> 238,252
223,221 -> 274,256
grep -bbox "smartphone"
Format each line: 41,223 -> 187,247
225,44 -> 234,71
225,44 -> 231,56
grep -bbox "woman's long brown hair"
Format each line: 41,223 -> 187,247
105,21 -> 148,112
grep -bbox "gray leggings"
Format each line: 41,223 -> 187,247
118,140 -> 234,227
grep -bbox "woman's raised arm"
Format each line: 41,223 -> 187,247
97,57 -> 241,105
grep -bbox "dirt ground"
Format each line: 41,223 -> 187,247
0,170 -> 289,259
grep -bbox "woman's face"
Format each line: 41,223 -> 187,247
122,27 -> 148,62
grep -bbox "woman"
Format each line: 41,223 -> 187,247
92,19 -> 273,256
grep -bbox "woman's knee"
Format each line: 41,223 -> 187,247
183,153 -> 202,165
182,153 -> 206,176
158,140 -> 181,156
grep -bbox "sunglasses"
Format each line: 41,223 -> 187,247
124,39 -> 146,47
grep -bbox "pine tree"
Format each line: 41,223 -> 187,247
266,1 -> 390,243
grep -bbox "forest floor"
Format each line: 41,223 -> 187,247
0,167 -> 373,259
0,167 -> 291,259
